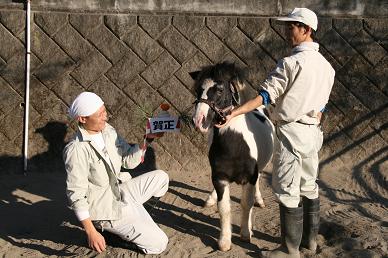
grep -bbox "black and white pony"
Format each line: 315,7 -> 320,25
190,62 -> 274,251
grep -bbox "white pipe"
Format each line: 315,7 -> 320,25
23,0 -> 31,173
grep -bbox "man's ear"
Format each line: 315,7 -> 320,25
189,71 -> 200,80
305,26 -> 312,35
78,116 -> 87,124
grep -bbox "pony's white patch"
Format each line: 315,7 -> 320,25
193,79 -> 216,132
218,181 -> 231,251
200,79 -> 215,99
255,174 -> 265,207
219,115 -> 258,160
240,183 -> 255,240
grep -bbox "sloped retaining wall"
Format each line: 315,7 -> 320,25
0,1 -> 386,178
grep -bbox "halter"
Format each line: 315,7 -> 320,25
193,98 -> 235,124
193,80 -> 240,124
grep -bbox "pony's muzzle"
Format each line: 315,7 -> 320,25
193,114 -> 209,133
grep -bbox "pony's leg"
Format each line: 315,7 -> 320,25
214,179 -> 231,251
255,172 -> 265,207
240,183 -> 255,242
204,188 -> 217,207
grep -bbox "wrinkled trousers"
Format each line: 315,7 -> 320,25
94,170 -> 169,254
272,122 -> 323,208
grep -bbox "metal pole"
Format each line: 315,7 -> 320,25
23,0 -> 31,173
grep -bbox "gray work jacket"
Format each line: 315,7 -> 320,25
63,123 -> 142,220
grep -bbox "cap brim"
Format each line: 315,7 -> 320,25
276,17 -> 304,23
275,17 -> 317,31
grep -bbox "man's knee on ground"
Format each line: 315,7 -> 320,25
142,232 -> 168,254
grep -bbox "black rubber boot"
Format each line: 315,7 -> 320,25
260,204 -> 303,258
300,197 -> 320,252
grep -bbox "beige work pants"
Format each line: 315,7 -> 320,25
95,170 -> 169,254
272,122 -> 323,208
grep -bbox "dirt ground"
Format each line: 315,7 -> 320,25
0,149 -> 387,258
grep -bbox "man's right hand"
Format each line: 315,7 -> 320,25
86,228 -> 106,253
81,218 -> 106,253
216,95 -> 264,129
215,114 -> 234,128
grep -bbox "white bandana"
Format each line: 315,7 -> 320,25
68,92 -> 104,119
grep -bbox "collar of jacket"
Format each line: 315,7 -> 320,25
292,41 -> 319,54
75,124 -> 118,174
76,124 -> 108,142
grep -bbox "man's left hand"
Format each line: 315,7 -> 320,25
145,132 -> 164,139
143,132 -> 164,145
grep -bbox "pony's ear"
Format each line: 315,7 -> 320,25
232,78 -> 245,91
189,71 -> 200,80
230,81 -> 240,105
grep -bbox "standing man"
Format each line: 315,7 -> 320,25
64,92 -> 169,254
217,8 -> 335,258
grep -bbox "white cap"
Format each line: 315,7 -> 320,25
276,8 -> 318,31
68,92 -> 104,119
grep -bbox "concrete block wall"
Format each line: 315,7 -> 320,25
0,1 -> 386,178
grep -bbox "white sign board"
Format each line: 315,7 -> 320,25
146,116 -> 181,134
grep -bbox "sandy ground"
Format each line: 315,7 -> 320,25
0,148 -> 387,258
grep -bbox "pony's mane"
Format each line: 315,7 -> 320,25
194,62 -> 251,104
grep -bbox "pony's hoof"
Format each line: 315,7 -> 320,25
240,235 -> 251,243
240,230 -> 252,242
218,239 -> 231,251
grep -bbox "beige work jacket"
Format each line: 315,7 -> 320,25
260,42 -> 335,124
63,123 -> 142,220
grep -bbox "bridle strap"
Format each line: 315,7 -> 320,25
193,99 -> 235,123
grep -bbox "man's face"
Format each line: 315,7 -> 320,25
285,22 -> 308,47
79,105 -> 107,134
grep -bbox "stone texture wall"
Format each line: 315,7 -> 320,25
2,0 -> 388,17
0,1 -> 387,177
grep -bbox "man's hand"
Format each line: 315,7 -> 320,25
143,132 -> 164,146
215,114 -> 234,128
146,132 -> 164,139
216,95 -> 264,129
81,218 -> 106,253
86,228 -> 106,253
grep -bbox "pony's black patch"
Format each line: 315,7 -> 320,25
252,110 -> 266,123
193,62 -> 246,99
209,128 -> 258,186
